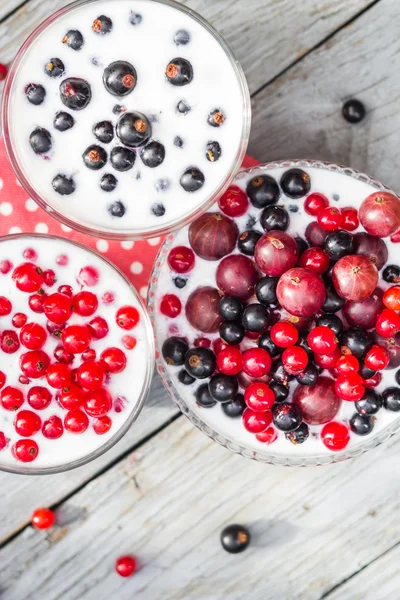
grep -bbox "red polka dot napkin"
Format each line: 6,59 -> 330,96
0,137 -> 258,301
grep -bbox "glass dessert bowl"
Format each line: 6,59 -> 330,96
2,0 -> 250,240
0,234 -> 154,474
148,159 -> 400,466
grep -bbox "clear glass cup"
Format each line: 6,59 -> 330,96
0,233 -> 154,475
148,159 -> 400,466
2,0 -> 251,240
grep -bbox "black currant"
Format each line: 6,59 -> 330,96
324,230 -> 354,261
355,389 -> 382,415
350,413 -> 374,435
103,61 -> 137,96
161,336 -> 188,366
220,524 -> 250,554
255,276 -> 278,306
285,422 -> 309,444
222,393 -> 246,418
246,175 -> 279,209
260,205 -> 289,231
272,403 -> 302,432
93,120 -> 114,144
241,304 -> 270,333
209,373 -> 238,403
280,168 -> 311,198
29,128 -> 52,154
166,57 -> 193,86
218,296 -> 243,321
184,347 -> 216,379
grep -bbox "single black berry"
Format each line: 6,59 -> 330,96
195,383 -> 216,408
342,99 -> 366,124
295,237 -> 308,256
116,111 -> 151,147
208,109 -> 225,127
52,174 -> 75,195
103,61 -> 137,96
100,173 -> 117,192
323,284 -> 346,313
383,387 -> 400,411
92,15 -> 112,34
141,141 -> 166,168
222,393 -> 246,418
383,264 -> 400,283
238,230 -> 262,256
258,332 -> 280,357
44,58 -> 65,78
296,363 -> 318,386
218,296 -> 243,321
260,205 -> 289,231
280,168 -> 311,198
359,364 -> 376,380
316,314 -> 343,337
82,145 -> 107,170
209,373 -> 238,402
255,276 -> 278,306
174,136 -> 184,148
246,175 -> 280,209
60,78 -> 91,110
272,403 -> 302,432
129,12 -> 142,25
270,360 -> 294,385
350,413 -> 374,436
340,326 -> 372,359
285,422 -> 309,444
108,200 -> 126,218
185,347 -> 216,379
25,83 -> 45,105
180,167 -> 204,192
62,30 -> 84,50
161,336 -> 188,366
29,128 -> 52,154
241,304 -> 270,333
53,111 -> 74,131
174,29 -> 190,45
174,277 -> 187,289
151,203 -> 165,217
112,104 -> 125,115
166,58 -> 193,86
93,121 -> 114,144
220,524 -> 250,554
178,369 -> 195,385
206,141 -> 222,162
269,381 -> 289,403
355,389 -> 382,415
219,321 -> 244,345
110,147 -> 136,171
324,230 -> 354,261
177,100 -> 191,114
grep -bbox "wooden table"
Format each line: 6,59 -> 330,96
0,1 -> 399,598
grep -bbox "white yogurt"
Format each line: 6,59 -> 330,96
5,0 -> 249,238
152,162 -> 400,459
0,235 -> 153,471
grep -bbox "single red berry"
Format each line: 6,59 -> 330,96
54,344 -> 74,364
12,262 -> 44,292
0,63 -> 8,81
212,338 -> 230,355
282,346 -> 308,375
84,388 -> 112,417
194,337 -> 211,348
46,363 -> 71,389
82,348 -> 96,361
100,347 -> 127,373
42,415 -> 64,439
20,322 -> 47,350
58,285 -> 73,297
76,360 -> 105,390
304,193 -> 329,216
0,371 -> 6,389
255,426 -> 278,444
62,325 -> 92,354
0,260 -> 13,274
59,385 -> 85,410
121,335 -> 137,350
242,348 -> 272,378
299,247 -> 330,275
216,346 -> 243,376
0,296 -> 12,316
364,344 -> 390,371
218,185 -> 249,217
0,432 -> 9,450
336,354 -> 359,375
308,326 -> 337,355
43,269 -> 56,287
270,322 -> 298,348
363,372 -> 382,388
102,291 -> 115,304
12,439 -> 39,462
27,386 -> 52,410
116,305 -> 140,330
341,207 -> 359,231
321,421 -> 350,451
23,248 -> 37,261
56,254 -> 69,266
167,246 -> 195,273
391,231 -> 400,243
46,320 -> 65,338
12,313 -> 27,328
1,330 -> 20,354
383,286 -> 400,311
32,507 -> 55,529
244,383 -> 275,412
87,316 -> 109,339
73,291 -> 98,316
314,347 -> 341,369
160,294 -> 182,318
43,293 -> 72,324
115,555 -> 137,578
29,292 -> 47,313
335,373 -> 365,401
19,375 -> 30,385
93,415 -> 112,435
64,410 -> 89,434
14,410 -> 41,436
375,309 -> 400,338
20,350 -> 50,379
242,407 -> 272,433
317,207 -> 343,231
78,266 -> 99,287
1,386 -> 24,410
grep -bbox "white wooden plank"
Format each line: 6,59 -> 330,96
2,416 -> 400,599
249,0 -> 400,192
0,0 -> 372,94
0,374 -> 178,544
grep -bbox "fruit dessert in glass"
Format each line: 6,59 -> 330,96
149,159 -> 400,465
0,234 -> 154,474
2,0 -> 250,239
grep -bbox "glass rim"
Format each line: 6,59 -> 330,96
1,0 -> 251,241
0,232 -> 155,475
148,158 -> 399,467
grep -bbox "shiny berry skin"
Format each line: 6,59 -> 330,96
58,385 -> 85,410
43,269 -> 56,287
242,348 -> 272,377
195,383 -> 216,407
258,332 -> 280,358
0,259 -> 13,274
255,426 -> 278,445
220,524 -> 250,554
84,388 -> 112,417
100,347 -> 127,373
375,309 -> 400,338
244,383 -> 275,412
1,386 -> 24,410
0,371 -> 6,389
363,372 -> 382,389
160,294 -> 182,318
219,321 -> 245,345
115,555 -> 137,577
218,186 -> 249,217
29,292 -> 47,313
12,313 -> 27,328
209,373 -> 238,402
168,246 -> 195,273
282,346 -> 308,375
341,207 -> 359,231
285,422 -> 310,445
73,291 -> 98,316
276,267 -> 326,318
260,205 -> 289,232
304,193 -> 329,216
272,403 -> 302,432
1,330 -> 20,354
246,175 -> 279,208
316,314 -> 343,337
336,354 -> 359,375
14,410 -> 41,436
241,304 -> 270,333
0,63 -> 8,81
323,284 -> 345,313
335,373 -> 365,401
62,325 -> 92,354
42,415 -> 63,439
255,276 -> 278,306
280,168 -> 310,198
216,346 -> 242,376
93,415 -> 112,435
306,221 -> 328,247
314,348 -> 341,369
299,247 -> 330,275
321,421 -> 350,451
383,286 -> 400,311
307,326 -> 337,355
20,350 -> 50,378
12,262 -> 44,292
270,322 -> 298,348
355,389 -> 382,415
383,387 -> 400,411
53,344 -> 74,365
20,322 -> 47,350
116,305 -> 140,330
218,296 -> 243,321
350,413 -> 374,436
87,316 -> 109,340
221,393 -> 246,418
364,344 -> 390,371
270,359 -> 294,385
76,360 -> 106,390
162,336 -> 188,366
317,207 -> 342,231
12,439 -> 39,462
27,386 -> 52,410
184,347 -> 216,379
82,348 -> 96,361
46,363 -> 71,389
383,265 -> 400,284
238,230 -> 262,256
32,508 -> 55,529
121,335 -> 137,350
78,266 -> 99,287
324,230 -> 354,262
296,363 -> 318,386
64,410 -> 89,434
0,296 -> 12,316
340,326 -> 372,359
43,293 -> 72,324
242,407 -> 272,433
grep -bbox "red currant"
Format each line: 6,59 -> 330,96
307,326 -> 337,355
216,346 -> 242,376
212,338 -> 230,355
0,296 -> 12,316
116,305 -> 140,330
299,247 -> 330,275
20,322 -> 47,350
255,426 -> 278,444
341,207 -> 359,231
46,363 -> 71,389
160,294 -> 182,318
336,354 -> 359,375
304,193 -> 329,216
84,388 -> 112,417
87,316 -> 109,339
78,266 -> 99,287
335,373 -> 365,401
244,383 -> 275,412
0,259 -> 12,274
321,421 -> 350,451
76,360 -> 105,390
59,385 -> 85,410
115,555 -> 137,578
363,372 -> 382,388
122,335 -> 137,350
0,371 -> 6,389
1,386 -> 24,410
376,309 -> 400,338
12,262 -> 44,292
317,207 -> 343,231
82,349 -> 96,361
29,292 -> 47,313
218,185 -> 249,217
281,346 -> 308,375
167,246 -> 195,273
242,348 -> 272,378
73,291 -> 98,316
1,330 -> 20,354
314,348 -> 341,369
270,322 -> 298,348
391,231 -> 400,243
12,313 -> 27,328
194,337 -> 211,348
58,285 -> 73,297
100,347 -> 127,373
43,293 -> 72,324
23,248 -> 37,261
47,321 -> 65,338
0,432 -> 8,450
54,344 -> 74,364
43,269 -> 56,287
32,508 -> 55,529
42,415 -> 64,439
62,325 -> 92,354
14,410 -> 41,436
20,350 -> 50,378
56,254 -> 69,266
364,344 -> 390,371
242,408 -> 272,433
383,286 -> 400,311
12,439 -> 39,462
64,410 -> 89,434
93,415 -> 112,435
27,386 -> 52,410
0,63 -> 8,81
